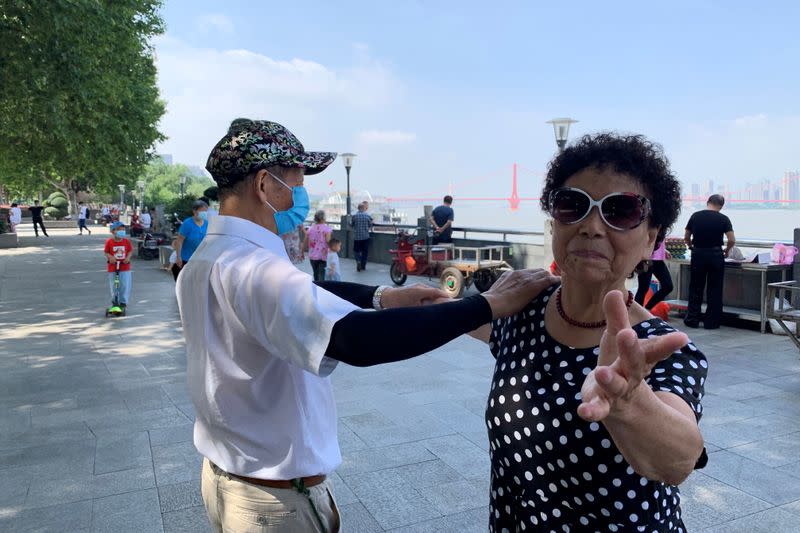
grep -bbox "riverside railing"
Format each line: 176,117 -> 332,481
328,221 -> 545,242
328,219 -> 781,249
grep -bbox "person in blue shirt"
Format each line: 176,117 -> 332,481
174,200 -> 209,278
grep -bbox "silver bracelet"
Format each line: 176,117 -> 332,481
373,285 -> 390,310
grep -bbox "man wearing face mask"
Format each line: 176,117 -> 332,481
177,119 -> 558,533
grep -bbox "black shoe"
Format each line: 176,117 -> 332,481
356,265 -> 362,272
683,320 -> 700,328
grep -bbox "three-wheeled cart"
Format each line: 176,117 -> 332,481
388,228 -> 513,298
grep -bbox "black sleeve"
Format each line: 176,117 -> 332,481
685,213 -> 694,231
325,294 -> 492,366
314,281 -> 377,310
723,214 -> 733,233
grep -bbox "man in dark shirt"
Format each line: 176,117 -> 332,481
29,200 -> 49,237
683,194 -> 735,329
430,195 -> 454,244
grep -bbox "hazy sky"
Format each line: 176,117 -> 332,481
154,0 -> 800,199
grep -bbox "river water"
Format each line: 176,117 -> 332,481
397,201 -> 799,243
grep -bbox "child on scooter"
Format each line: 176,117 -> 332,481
104,222 -> 133,310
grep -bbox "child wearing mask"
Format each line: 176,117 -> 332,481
104,222 -> 133,310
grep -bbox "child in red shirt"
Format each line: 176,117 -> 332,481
104,222 -> 133,309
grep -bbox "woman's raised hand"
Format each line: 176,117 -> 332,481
577,290 -> 688,423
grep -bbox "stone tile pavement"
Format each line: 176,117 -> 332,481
1,225 -> 800,531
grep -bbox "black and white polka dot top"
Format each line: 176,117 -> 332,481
485,284 -> 707,532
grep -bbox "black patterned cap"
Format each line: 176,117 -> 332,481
206,119 -> 337,187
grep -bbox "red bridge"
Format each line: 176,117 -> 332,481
384,164 -> 800,209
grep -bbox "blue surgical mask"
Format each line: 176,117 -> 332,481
266,172 -> 310,236
198,211 -> 208,221
116,230 -> 126,238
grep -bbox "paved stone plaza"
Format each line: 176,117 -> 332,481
2,226 -> 800,532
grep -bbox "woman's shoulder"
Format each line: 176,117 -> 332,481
491,283 -> 558,330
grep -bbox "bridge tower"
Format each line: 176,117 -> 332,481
508,163 -> 520,210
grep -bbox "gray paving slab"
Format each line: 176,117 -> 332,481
360,489 -> 444,530
91,488 -> 164,533
156,480 -> 204,513
331,471 -> 360,506
9,499 -> 94,533
339,502 -> 383,532
702,506 -> 800,533
679,471 -> 772,530
161,505 -> 211,533
728,431 -> 800,467
388,506 -> 490,532
94,430 -> 153,474
3,228 -> 800,531
701,450 -> 800,505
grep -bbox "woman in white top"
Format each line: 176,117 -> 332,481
9,203 -> 22,232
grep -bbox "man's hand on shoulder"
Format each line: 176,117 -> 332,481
481,269 -> 559,319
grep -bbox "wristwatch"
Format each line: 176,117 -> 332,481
373,285 -> 389,310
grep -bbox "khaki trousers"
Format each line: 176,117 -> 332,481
201,458 -> 341,533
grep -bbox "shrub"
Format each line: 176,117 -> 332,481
42,192 -> 69,219
44,206 -> 64,219
49,196 -> 68,209
0,217 -> 7,234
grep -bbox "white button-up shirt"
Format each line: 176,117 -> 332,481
176,215 -> 358,479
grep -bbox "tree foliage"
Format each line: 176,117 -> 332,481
0,0 -> 166,212
139,160 -> 214,207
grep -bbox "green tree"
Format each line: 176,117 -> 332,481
138,160 -> 215,207
0,0 -> 165,214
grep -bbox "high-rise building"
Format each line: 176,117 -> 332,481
705,179 -> 714,197
785,171 -> 800,202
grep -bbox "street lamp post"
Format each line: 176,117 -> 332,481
136,180 -> 145,212
179,175 -> 186,198
118,184 -> 125,213
546,118 -> 578,152
340,153 -> 357,217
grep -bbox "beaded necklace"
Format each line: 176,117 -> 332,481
555,287 -> 633,329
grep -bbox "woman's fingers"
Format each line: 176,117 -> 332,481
578,367 -> 627,422
639,331 -> 689,367
594,366 -> 628,398
603,290 -> 632,335
578,395 -> 610,421
597,291 -> 630,367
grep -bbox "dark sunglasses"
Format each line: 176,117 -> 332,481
548,187 -> 651,231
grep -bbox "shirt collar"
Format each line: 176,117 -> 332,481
206,215 -> 286,254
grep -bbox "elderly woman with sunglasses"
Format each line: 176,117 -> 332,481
476,133 -> 707,532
